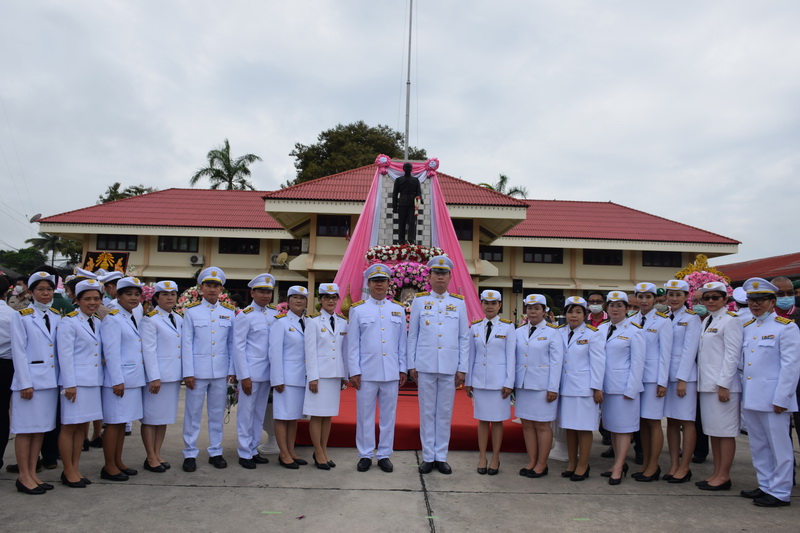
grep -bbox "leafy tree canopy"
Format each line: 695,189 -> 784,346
190,138 -> 262,190
98,182 -> 157,204
478,174 -> 528,199
0,247 -> 48,276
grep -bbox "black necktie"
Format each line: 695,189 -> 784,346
169,313 -> 176,328
485,320 -> 492,342
606,324 -> 617,341
641,315 -> 646,327
299,317 -> 305,332
704,315 -> 713,331
88,316 -> 95,332
131,315 -> 137,328
43,313 -> 50,332
568,330 -> 574,344
670,313 -> 675,321
528,325 -> 535,338
330,315 -> 335,332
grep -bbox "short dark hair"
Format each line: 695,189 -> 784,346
587,291 -> 604,300
564,304 -> 586,316
0,274 -> 11,295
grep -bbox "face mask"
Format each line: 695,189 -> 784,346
693,304 -> 708,316
776,296 -> 794,310
588,304 -> 604,314
654,303 -> 669,314
626,310 -> 637,317
33,300 -> 52,313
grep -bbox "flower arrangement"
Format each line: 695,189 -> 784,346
387,261 -> 431,300
275,301 -> 288,315
175,285 -> 233,312
140,284 -> 155,304
684,271 -> 734,311
365,244 -> 445,264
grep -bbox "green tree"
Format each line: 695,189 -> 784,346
98,182 -> 157,204
0,247 -> 48,275
189,138 -> 262,190
60,239 -> 83,266
288,121 -> 427,185
23,233 -> 83,267
478,174 -> 528,199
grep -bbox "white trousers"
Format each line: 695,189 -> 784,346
183,378 -> 227,458
236,380 -> 270,459
356,380 -> 399,459
417,372 -> 456,462
742,408 -> 794,501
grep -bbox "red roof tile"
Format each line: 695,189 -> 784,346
504,200 -> 739,244
264,165 -> 529,207
39,189 -> 282,230
715,252 -> 800,282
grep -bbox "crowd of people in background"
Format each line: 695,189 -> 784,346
1,259 -> 799,508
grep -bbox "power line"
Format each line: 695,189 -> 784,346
0,92 -> 35,215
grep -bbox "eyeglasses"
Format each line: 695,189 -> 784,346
775,291 -> 794,297
701,295 -> 724,302
747,297 -> 770,304
587,300 -> 604,305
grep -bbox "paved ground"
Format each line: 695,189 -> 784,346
2,389 -> 799,532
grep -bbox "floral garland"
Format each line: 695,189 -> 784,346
387,261 -> 431,300
684,271 -> 735,311
175,285 -> 233,312
365,244 -> 445,264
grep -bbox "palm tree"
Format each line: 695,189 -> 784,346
25,233 -> 64,266
478,174 -> 528,199
189,139 -> 262,190
97,182 -> 157,204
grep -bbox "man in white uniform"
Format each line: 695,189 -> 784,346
408,256 -> 470,474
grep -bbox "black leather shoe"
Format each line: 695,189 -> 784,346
519,467 -> 532,476
89,437 -> 103,448
600,446 -> 615,458
527,466 -> 548,478
293,458 -> 308,466
239,457 -> 256,469
83,439 -> 91,451
279,457 -> 300,469
6,464 -> 19,473
698,479 -> 731,491
662,474 -> 674,481
38,482 -> 54,491
327,460 -> 336,468
668,470 -> 692,484
635,466 -> 661,482
561,470 -> 575,478
208,456 -> 227,469
100,468 -> 129,481
60,472 -> 86,488
753,493 -> 791,507
691,455 -> 706,464
435,461 -> 452,475
740,488 -> 765,499
143,460 -> 166,473
378,458 -> 394,473
313,453 -> 330,470
357,458 -> 372,472
487,463 -> 500,476
80,477 -> 92,485
570,465 -> 590,482
16,479 -> 46,495
252,455 -> 269,464
602,463 -> 628,478
182,458 -> 197,472
120,467 -> 138,476
477,467 -> 487,475
418,461 -> 434,474
160,462 -> 171,470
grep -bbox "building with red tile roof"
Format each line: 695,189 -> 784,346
715,252 -> 800,283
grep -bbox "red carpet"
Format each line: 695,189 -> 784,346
296,387 -> 526,452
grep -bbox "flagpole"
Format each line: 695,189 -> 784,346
403,0 -> 413,160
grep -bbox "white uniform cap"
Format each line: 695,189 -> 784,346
365,263 -> 392,280
248,273 -> 275,289
117,276 -> 145,291
28,271 -> 56,288
198,267 -> 226,285
480,289 -> 501,302
318,283 -> 339,296
288,286 -> 309,297
523,294 -> 549,311
98,271 -> 123,284
427,255 -> 454,271
564,296 -> 587,309
75,279 -> 102,296
664,279 -> 690,293
732,287 -> 748,304
606,291 -> 629,303
743,277 -> 778,295
634,282 -> 657,294
74,268 -> 97,280
698,281 -> 727,295
155,280 -> 178,293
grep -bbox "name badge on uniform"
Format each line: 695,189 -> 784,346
577,339 -> 588,345
473,333 -> 479,338
707,328 -> 718,333
762,334 -> 774,340
678,322 -> 688,326
220,315 -> 231,320
392,311 -> 401,317
445,304 -> 456,312
617,336 -> 629,340
321,327 -> 327,332
494,334 -> 506,339
536,336 -> 547,341
647,328 -> 657,333
289,327 -> 296,332
339,331 -> 347,336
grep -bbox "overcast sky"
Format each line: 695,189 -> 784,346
1,1 -> 798,265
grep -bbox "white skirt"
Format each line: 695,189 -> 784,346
142,381 -> 180,425
558,395 -> 600,431
303,378 -> 342,417
473,388 -> 511,422
102,386 -> 143,424
700,391 -> 740,437
274,385 -> 305,420
664,381 -> 697,421
640,382 -> 665,420
514,388 -> 557,422
11,388 -> 58,434
61,386 -> 103,425
602,394 -> 640,433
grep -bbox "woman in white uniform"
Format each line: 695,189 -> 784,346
303,283 -> 348,470
696,281 -> 742,491
269,285 -> 309,468
57,279 -> 105,488
99,276 -> 146,482
663,279 -> 701,483
598,291 -> 645,485
10,272 -> 61,494
140,280 -> 183,473
558,296 -> 604,482
466,290 -> 514,476
514,294 -> 564,478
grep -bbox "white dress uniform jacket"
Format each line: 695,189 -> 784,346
57,310 -> 104,388
181,300 -> 236,379
407,292 -> 469,375
141,307 -> 184,383
559,323 -> 605,396
11,305 -> 60,391
466,317 -> 515,390
742,313 -> 800,412
632,309 -> 673,387
101,309 -> 146,388
669,307 -> 701,383
305,310 -> 348,382
269,312 -> 306,387
107,299 -> 144,321
697,309 -> 743,393
234,303 -> 277,383
347,297 -> 408,380
598,320 -> 646,398
514,321 -> 564,392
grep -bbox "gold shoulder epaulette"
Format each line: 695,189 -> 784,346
743,318 -> 756,327
416,291 -> 430,297
586,324 -> 598,332
499,318 -> 512,324
242,307 -> 254,314
656,311 -> 669,319
108,309 -> 119,316
49,307 -> 59,314
268,304 -> 277,310
174,310 -> 183,317
631,322 -> 643,329
146,309 -> 158,317
275,313 -> 287,319
18,308 -> 34,316
185,301 -> 201,309
471,318 -> 483,325
221,302 -> 236,311
775,316 -> 793,325
351,300 -> 365,307
336,313 -> 346,320
66,310 -> 79,318
392,299 -> 403,306
93,313 -> 102,319
451,293 -> 464,300
686,309 -> 697,315
599,319 -> 610,325
546,322 -> 561,329
727,311 -> 738,317
307,312 -> 320,318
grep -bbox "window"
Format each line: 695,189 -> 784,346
523,247 -> 563,264
479,245 -> 503,262
219,238 -> 260,255
642,251 -> 682,268
158,236 -> 199,253
453,219 -> 473,241
316,215 -> 350,237
96,234 -> 137,251
583,249 -> 623,266
279,239 -> 302,256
